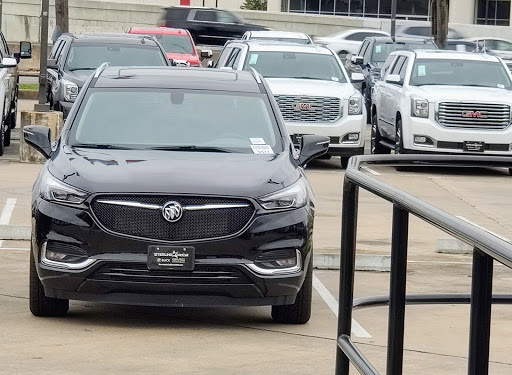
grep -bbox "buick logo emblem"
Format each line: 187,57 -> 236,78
292,102 -> 312,111
461,110 -> 487,119
162,201 -> 183,222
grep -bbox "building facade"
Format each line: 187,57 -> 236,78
280,0 -> 512,26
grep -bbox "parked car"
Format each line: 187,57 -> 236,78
241,30 -> 313,44
396,23 -> 464,39
346,36 -> 436,120
127,27 -> 206,66
215,40 -> 366,168
159,6 -> 269,45
25,65 -> 328,324
371,50 -> 512,159
46,33 -> 169,118
440,39 -> 479,52
0,34 -> 32,155
464,37 -> 512,69
313,29 -> 389,60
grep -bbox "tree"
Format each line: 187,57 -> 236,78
241,0 -> 267,11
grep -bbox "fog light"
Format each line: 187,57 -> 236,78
41,242 -> 96,269
414,136 -> 427,143
46,251 -> 67,261
247,249 -> 302,275
348,133 -> 359,141
413,135 -> 434,147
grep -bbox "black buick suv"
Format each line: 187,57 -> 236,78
25,66 -> 328,324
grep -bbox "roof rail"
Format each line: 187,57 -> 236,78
93,62 -> 111,78
248,67 -> 262,84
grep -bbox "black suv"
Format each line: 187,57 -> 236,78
47,33 -> 169,118
25,66 -> 329,324
160,6 -> 269,45
346,36 -> 436,119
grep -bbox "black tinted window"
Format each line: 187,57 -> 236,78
195,10 -> 216,22
346,32 -> 385,41
165,8 -> 189,20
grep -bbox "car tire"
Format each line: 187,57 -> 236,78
271,256 -> 312,325
4,124 -> 10,147
8,88 -> 18,129
29,246 -> 69,317
371,113 -> 390,155
394,118 -> 409,171
340,157 -> 349,169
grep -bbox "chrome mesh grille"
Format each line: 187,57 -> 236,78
91,195 -> 254,242
438,102 -> 511,129
274,95 -> 342,123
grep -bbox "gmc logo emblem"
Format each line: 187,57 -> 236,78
461,110 -> 487,118
292,103 -> 312,111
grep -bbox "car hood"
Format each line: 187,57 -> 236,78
412,85 -> 512,102
265,78 -> 358,98
49,148 -> 299,197
64,70 -> 95,87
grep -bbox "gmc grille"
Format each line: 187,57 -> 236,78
91,195 -> 254,242
438,102 -> 511,129
274,95 -> 342,123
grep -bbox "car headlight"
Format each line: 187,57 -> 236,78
258,179 -> 308,210
348,95 -> 362,115
62,79 -> 79,102
411,96 -> 429,118
40,172 -> 89,204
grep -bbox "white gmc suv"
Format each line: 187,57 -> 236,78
372,50 -> 512,157
215,40 -> 366,168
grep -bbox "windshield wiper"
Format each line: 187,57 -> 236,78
149,145 -> 233,153
71,143 -> 130,150
288,76 -> 327,81
68,67 -> 97,71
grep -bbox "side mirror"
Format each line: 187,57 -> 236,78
298,135 -> 329,166
23,125 -> 52,159
352,55 -> 364,65
1,57 -> 17,68
386,74 -> 402,84
200,49 -> 213,59
20,41 -> 32,59
47,58 -> 58,70
351,72 -> 364,82
206,60 -> 214,68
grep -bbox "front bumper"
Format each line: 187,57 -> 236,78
402,115 -> 512,155
32,199 -> 313,307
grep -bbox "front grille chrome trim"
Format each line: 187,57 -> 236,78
96,199 -> 250,211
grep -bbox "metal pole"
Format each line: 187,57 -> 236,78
386,205 -> 409,375
335,179 -> 359,375
391,0 -> 397,41
35,0 -> 50,112
467,248 -> 493,375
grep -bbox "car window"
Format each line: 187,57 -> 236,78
389,56 -> 406,76
371,41 -> 436,62
0,33 -> 9,56
406,27 -> 430,37
152,34 -> 194,54
398,57 -> 409,82
65,44 -> 167,71
216,10 -> 238,23
363,42 -> 373,61
71,89 -> 282,154
358,40 -> 370,58
226,48 -> 241,68
50,40 -> 63,59
381,54 -> 396,78
195,10 -> 216,22
244,51 -> 347,83
346,32 -> 385,41
217,46 -> 233,67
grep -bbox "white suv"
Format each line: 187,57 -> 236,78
371,50 -> 512,156
216,40 -> 366,168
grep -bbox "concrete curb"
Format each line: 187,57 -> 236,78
0,225 -> 31,240
436,239 -> 473,254
19,90 -> 38,100
314,253 -> 391,272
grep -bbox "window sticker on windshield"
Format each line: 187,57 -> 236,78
250,138 -> 266,145
375,45 -> 382,53
418,65 -> 426,77
331,77 -> 339,82
249,54 -> 259,65
498,84 -> 505,89
251,145 -> 274,155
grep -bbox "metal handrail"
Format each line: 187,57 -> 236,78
335,154 -> 512,375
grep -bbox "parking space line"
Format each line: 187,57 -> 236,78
0,198 -> 17,225
361,166 -> 381,176
312,274 -> 372,338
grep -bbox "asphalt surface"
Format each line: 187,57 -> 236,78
0,100 -> 511,374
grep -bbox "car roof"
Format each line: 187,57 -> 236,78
368,36 -> 434,43
411,49 -> 501,62
247,31 -> 309,39
235,41 -> 332,54
328,29 -> 389,37
65,33 -> 160,45
94,67 -> 262,92
127,27 -> 190,36
165,6 -> 224,10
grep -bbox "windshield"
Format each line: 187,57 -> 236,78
244,51 -> 347,82
152,34 -> 195,54
372,42 -> 435,62
251,37 -> 310,45
409,59 -> 512,89
65,44 -> 167,71
70,89 -> 282,154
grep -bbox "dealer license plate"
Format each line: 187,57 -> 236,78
147,246 -> 195,271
